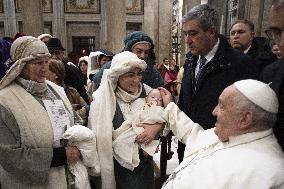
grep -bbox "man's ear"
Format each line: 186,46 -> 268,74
207,27 -> 218,38
239,111 -> 253,130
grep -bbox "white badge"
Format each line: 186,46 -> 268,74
43,100 -> 71,146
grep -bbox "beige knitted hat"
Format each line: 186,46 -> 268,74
0,36 -> 50,89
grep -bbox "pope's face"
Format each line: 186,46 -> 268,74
118,67 -> 143,95
212,86 -> 243,142
21,56 -> 50,83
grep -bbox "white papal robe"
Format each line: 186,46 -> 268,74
162,102 -> 284,189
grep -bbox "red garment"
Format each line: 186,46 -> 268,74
164,70 -> 177,95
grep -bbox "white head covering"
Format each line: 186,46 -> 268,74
234,79 -> 278,113
0,36 -> 50,90
37,33 -> 52,41
88,51 -> 146,189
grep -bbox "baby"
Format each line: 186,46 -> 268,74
112,89 -> 168,171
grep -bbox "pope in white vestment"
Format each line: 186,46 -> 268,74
161,80 -> 284,189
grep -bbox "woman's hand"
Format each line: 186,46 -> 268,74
158,87 -> 173,107
65,146 -> 81,164
136,123 -> 164,145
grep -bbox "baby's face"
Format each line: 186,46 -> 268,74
146,89 -> 163,106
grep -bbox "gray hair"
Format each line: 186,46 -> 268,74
181,4 -> 219,32
232,92 -> 277,130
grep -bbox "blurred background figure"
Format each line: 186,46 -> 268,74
46,37 -> 90,104
87,49 -> 114,97
78,56 -> 89,86
46,59 -> 88,126
0,38 -> 11,80
272,43 -> 283,59
38,33 -> 53,44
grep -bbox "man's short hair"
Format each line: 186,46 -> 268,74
232,91 -> 277,130
181,4 -> 219,32
163,58 -> 168,62
230,19 -> 255,32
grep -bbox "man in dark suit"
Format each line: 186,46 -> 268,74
178,4 -> 259,163
261,0 -> 284,151
230,19 -> 276,72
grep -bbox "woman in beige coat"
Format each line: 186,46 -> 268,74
0,36 -> 81,189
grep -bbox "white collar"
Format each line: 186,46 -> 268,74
226,129 -> 273,147
244,45 -> 252,54
203,38 -> 220,62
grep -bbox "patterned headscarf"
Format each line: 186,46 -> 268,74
0,36 -> 50,89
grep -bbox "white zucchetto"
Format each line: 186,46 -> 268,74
234,79 -> 278,113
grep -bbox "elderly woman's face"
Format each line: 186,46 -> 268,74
20,56 -> 50,83
118,67 -> 143,95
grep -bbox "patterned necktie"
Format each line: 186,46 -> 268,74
195,55 -> 207,82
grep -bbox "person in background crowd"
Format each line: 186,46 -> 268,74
87,49 -> 114,97
93,31 -> 164,89
230,19 -> 277,72
0,36 -> 81,189
78,57 -> 88,86
46,38 -> 90,104
13,32 -> 26,41
158,58 -> 170,79
164,62 -> 178,97
261,0 -> 284,151
160,79 -> 284,189
38,33 -> 53,44
88,51 -> 164,189
272,43 -> 283,59
178,4 -> 259,163
0,39 -> 11,80
46,59 -> 88,126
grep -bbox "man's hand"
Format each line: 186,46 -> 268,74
65,146 -> 81,164
136,123 -> 164,145
158,87 -> 173,107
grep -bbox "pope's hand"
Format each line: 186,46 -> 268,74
158,87 -> 173,107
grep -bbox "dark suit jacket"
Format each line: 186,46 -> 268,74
261,59 -> 284,151
178,35 -> 259,130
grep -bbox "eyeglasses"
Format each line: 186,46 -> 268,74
265,28 -> 284,42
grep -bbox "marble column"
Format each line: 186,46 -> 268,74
157,0 -> 172,64
3,0 -> 17,37
22,0 -> 44,37
52,0 -> 67,50
101,0 -> 126,54
144,0 -> 159,49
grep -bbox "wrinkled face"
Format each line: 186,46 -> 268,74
118,67 -> 143,95
269,6 -> 284,57
212,86 -> 243,142
99,56 -> 110,66
131,43 -> 150,61
50,50 -> 64,61
79,61 -> 88,74
182,19 -> 216,56
146,89 -> 163,106
21,56 -> 50,83
230,23 -> 254,51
